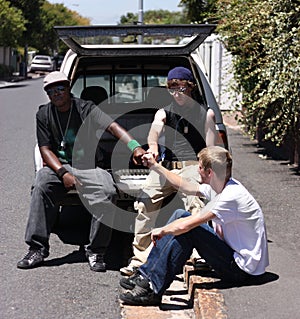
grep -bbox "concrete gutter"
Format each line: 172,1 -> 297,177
120,265 -> 228,319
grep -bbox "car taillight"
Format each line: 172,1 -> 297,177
216,130 -> 229,150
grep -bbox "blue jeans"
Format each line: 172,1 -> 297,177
139,209 -> 252,295
24,165 -> 116,257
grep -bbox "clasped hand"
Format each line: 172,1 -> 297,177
132,147 -> 146,165
141,152 -> 157,168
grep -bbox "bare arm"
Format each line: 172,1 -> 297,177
205,108 -> 218,147
151,210 -> 215,244
142,154 -> 201,195
147,109 -> 166,160
40,146 -> 63,172
39,146 -> 78,190
106,121 -> 135,144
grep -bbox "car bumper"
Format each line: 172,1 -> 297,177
30,65 -> 53,72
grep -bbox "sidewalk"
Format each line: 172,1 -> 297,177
120,272 -> 195,319
222,111 -> 242,131
0,72 -> 41,88
0,80 -> 18,88
120,265 -> 228,319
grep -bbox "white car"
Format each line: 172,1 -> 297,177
54,24 -> 229,208
29,55 -> 54,73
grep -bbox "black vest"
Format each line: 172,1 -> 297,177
163,101 -> 207,161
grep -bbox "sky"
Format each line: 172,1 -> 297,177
50,0 -> 182,25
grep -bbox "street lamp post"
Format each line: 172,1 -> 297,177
138,0 -> 144,44
138,0 -> 144,25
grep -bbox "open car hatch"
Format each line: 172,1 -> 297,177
55,24 -> 216,57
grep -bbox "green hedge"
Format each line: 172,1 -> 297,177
0,64 -> 14,78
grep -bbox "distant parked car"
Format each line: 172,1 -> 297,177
29,55 -> 54,73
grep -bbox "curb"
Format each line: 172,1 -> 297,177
0,73 -> 42,88
120,274 -> 195,319
0,81 -> 18,89
120,265 -> 228,319
184,265 -> 228,319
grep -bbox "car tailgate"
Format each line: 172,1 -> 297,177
55,24 -> 216,57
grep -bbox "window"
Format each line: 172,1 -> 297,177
115,74 -> 142,103
146,75 -> 167,87
71,74 -> 110,99
72,72 -> 169,104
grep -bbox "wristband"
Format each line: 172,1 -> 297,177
127,139 -> 141,152
56,167 -> 68,179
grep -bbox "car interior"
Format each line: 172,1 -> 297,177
52,24 -> 228,221
69,57 -> 208,173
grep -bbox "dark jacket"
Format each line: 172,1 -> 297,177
163,101 -> 207,161
36,97 -> 113,168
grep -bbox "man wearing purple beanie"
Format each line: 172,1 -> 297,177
120,66 -> 218,276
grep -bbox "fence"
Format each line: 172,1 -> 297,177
197,34 -> 241,111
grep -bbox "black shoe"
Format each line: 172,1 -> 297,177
86,253 -> 106,272
120,270 -> 140,290
119,276 -> 161,306
17,249 -> 44,269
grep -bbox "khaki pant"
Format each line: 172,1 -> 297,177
130,164 -> 205,267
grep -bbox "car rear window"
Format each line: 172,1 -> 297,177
35,57 -> 49,61
71,72 -> 169,104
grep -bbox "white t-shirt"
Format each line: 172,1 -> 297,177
199,178 -> 269,275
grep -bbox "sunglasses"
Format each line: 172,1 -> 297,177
46,85 -> 66,96
168,87 -> 188,95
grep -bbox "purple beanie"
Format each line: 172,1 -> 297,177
167,67 -> 195,82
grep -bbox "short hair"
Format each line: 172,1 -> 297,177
167,79 -> 196,89
198,146 -> 232,181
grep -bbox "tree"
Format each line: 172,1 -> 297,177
9,0 -> 45,49
9,0 -> 46,76
217,0 -> 300,166
179,0 -> 219,23
119,9 -> 185,25
0,0 -> 26,47
9,0 -> 91,55
39,2 -> 91,54
119,9 -> 186,44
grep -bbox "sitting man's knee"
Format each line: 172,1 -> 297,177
34,167 -> 53,189
168,209 -> 191,223
134,201 -> 146,214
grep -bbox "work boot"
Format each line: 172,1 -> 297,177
17,248 -> 44,269
119,275 -> 161,306
86,252 -> 106,272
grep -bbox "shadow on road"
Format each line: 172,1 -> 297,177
43,248 -> 87,267
0,84 -> 28,89
191,271 -> 279,291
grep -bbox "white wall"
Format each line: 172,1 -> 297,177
0,47 -> 11,66
197,34 -> 241,110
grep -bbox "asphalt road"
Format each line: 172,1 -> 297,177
221,126 -> 300,318
1,77 -> 299,318
0,78 -> 122,319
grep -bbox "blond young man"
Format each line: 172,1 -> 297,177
119,146 -> 269,306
